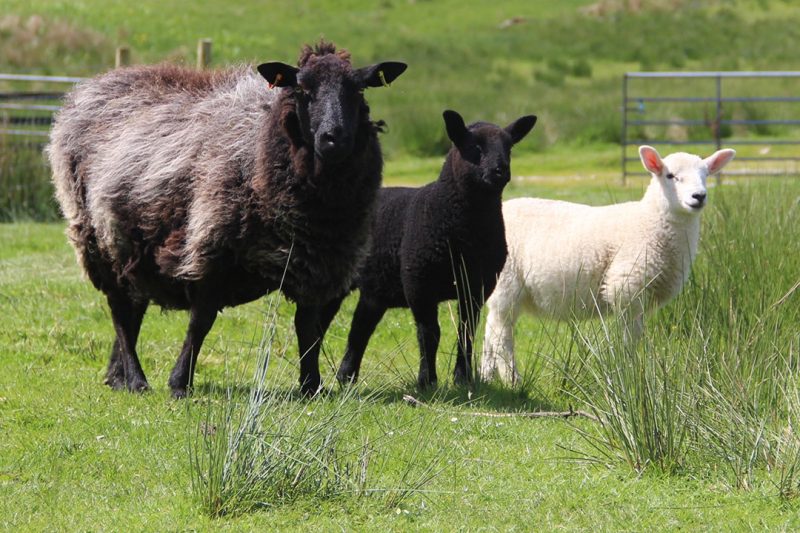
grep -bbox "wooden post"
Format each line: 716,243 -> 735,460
115,46 -> 130,68
197,39 -> 212,70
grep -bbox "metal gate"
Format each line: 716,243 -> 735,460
0,73 -> 83,137
0,73 -> 83,220
621,71 -> 800,183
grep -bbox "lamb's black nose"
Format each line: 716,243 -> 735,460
692,192 -> 707,205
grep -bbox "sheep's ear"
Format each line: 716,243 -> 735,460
704,148 -> 736,174
257,62 -> 299,87
639,145 -> 665,175
358,62 -> 407,88
505,115 -> 537,145
443,110 -> 469,147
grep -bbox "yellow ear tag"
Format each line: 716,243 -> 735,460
378,70 -> 390,88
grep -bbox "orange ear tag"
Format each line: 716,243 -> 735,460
268,72 -> 283,89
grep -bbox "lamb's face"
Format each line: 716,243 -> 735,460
257,50 -> 406,165
443,111 -> 537,191
639,146 -> 736,214
661,152 -> 710,212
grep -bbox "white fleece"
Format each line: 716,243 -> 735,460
481,146 -> 735,383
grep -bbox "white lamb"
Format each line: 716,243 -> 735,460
480,145 -> 736,384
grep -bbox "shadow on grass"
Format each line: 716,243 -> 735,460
188,377 -> 560,416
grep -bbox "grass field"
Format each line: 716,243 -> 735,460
1,0 -> 800,529
2,176 -> 798,530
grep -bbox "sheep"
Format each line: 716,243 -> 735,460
317,110 -> 537,389
47,40 -> 407,397
480,145 -> 736,384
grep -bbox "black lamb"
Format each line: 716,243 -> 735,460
318,110 -> 537,388
47,40 -> 406,397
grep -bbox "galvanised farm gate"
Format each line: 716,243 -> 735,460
621,71 -> 800,183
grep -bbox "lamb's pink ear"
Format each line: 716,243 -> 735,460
639,145 -> 664,175
704,148 -> 736,174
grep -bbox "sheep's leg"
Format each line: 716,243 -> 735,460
336,298 -> 387,384
295,299 -> 344,397
106,292 -> 150,393
454,296 -> 482,385
168,304 -> 218,399
622,311 -> 645,345
620,297 -> 646,345
411,304 -> 440,389
481,296 -> 521,385
104,300 -> 148,390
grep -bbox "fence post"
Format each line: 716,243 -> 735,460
197,39 -> 212,70
715,74 -> 722,185
115,46 -> 130,68
621,73 -> 628,186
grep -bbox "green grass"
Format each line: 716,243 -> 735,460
1,0 -> 800,526
2,177 -> 799,529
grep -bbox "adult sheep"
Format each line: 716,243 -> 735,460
47,41 -> 406,397
321,110 -> 536,389
480,145 -> 735,384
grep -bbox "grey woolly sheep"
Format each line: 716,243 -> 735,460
47,41 -> 407,397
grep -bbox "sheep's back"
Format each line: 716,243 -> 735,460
48,64 -> 277,279
356,187 -> 416,306
503,196 -> 696,317
502,197 -> 640,318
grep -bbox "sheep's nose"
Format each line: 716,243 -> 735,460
692,192 -> 707,207
320,131 -> 337,147
317,129 -> 351,162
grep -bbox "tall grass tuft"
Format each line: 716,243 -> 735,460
555,179 -> 799,480
563,311 -> 695,474
189,295 -> 446,518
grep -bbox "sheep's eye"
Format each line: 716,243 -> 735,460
666,172 -> 675,180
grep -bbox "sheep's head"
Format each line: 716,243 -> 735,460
443,110 -> 537,191
257,41 -> 406,165
639,145 -> 736,214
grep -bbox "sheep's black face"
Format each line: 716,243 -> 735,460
443,110 -> 537,191
258,53 -> 406,166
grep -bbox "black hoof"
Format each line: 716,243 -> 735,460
127,379 -> 150,393
171,387 -> 190,399
453,370 -> 472,386
336,369 -> 358,385
300,380 -> 322,398
105,379 -> 126,391
416,376 -> 438,390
